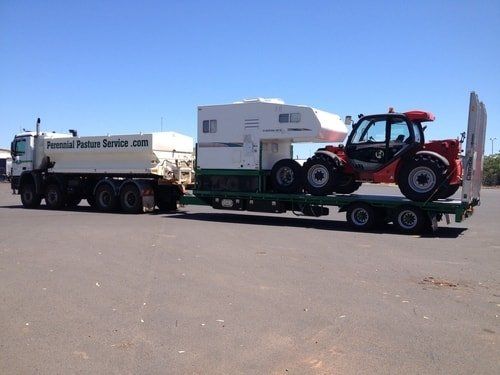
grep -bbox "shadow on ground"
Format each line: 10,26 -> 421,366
163,211 -> 467,238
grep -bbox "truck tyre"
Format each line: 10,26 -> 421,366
436,183 -> 460,199
304,154 -> 336,196
120,184 -> 143,214
95,184 -> 118,212
20,182 -> 42,208
397,156 -> 446,202
333,173 -> 362,195
45,183 -> 66,209
393,205 -> 427,234
346,202 -> 376,231
271,159 -> 303,194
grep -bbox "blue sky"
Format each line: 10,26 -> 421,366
1,0 -> 499,156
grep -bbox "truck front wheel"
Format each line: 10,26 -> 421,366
20,182 -> 42,208
95,184 -> 118,212
45,184 -> 66,209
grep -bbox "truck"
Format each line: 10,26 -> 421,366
10,123 -> 194,213
184,92 -> 486,233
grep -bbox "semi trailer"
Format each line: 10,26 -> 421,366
185,92 -> 487,233
10,122 -> 194,213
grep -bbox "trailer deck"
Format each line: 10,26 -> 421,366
181,190 -> 474,222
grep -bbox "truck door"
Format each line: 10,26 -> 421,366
242,126 -> 260,169
11,136 -> 34,177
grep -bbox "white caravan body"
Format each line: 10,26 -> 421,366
197,98 -> 348,170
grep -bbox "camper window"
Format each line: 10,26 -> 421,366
279,113 -> 301,123
279,114 -> 289,123
203,120 -> 218,133
210,120 -> 217,133
290,113 -> 301,123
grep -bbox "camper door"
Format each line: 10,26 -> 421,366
242,126 -> 259,169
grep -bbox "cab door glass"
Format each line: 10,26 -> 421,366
389,120 -> 411,143
351,119 -> 386,144
15,139 -> 27,156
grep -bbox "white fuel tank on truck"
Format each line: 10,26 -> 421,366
42,132 -> 193,178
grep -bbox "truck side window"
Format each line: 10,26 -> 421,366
15,139 -> 26,155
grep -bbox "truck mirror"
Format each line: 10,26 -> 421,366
344,115 -> 353,125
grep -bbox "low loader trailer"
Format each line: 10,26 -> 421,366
180,93 -> 487,234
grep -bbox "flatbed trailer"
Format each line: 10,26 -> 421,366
179,189 -> 477,234
178,92 -> 486,235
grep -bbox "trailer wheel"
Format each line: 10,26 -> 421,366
271,159 -> 303,194
393,205 -> 426,234
45,183 -> 66,209
304,154 -> 337,196
20,182 -> 42,208
95,184 -> 118,212
398,156 -> 446,201
120,184 -> 143,214
346,202 -> 376,231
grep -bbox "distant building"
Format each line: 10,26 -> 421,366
0,148 -> 12,180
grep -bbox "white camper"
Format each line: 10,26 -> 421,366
197,98 -> 348,171
196,98 -> 348,193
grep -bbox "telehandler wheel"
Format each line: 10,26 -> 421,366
436,183 -> 461,199
120,184 -> 143,214
95,184 -> 118,212
45,183 -> 66,209
346,202 -> 376,231
393,205 -> 427,234
303,154 -> 337,196
333,173 -> 362,195
271,159 -> 304,194
20,182 -> 42,208
398,155 -> 446,202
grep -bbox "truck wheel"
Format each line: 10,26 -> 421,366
120,184 -> 143,214
95,184 -> 118,212
393,205 -> 427,234
333,173 -> 362,194
45,183 -> 66,209
304,154 -> 336,196
20,182 -> 42,208
271,159 -> 303,194
346,202 -> 376,231
436,183 -> 460,199
398,156 -> 446,202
